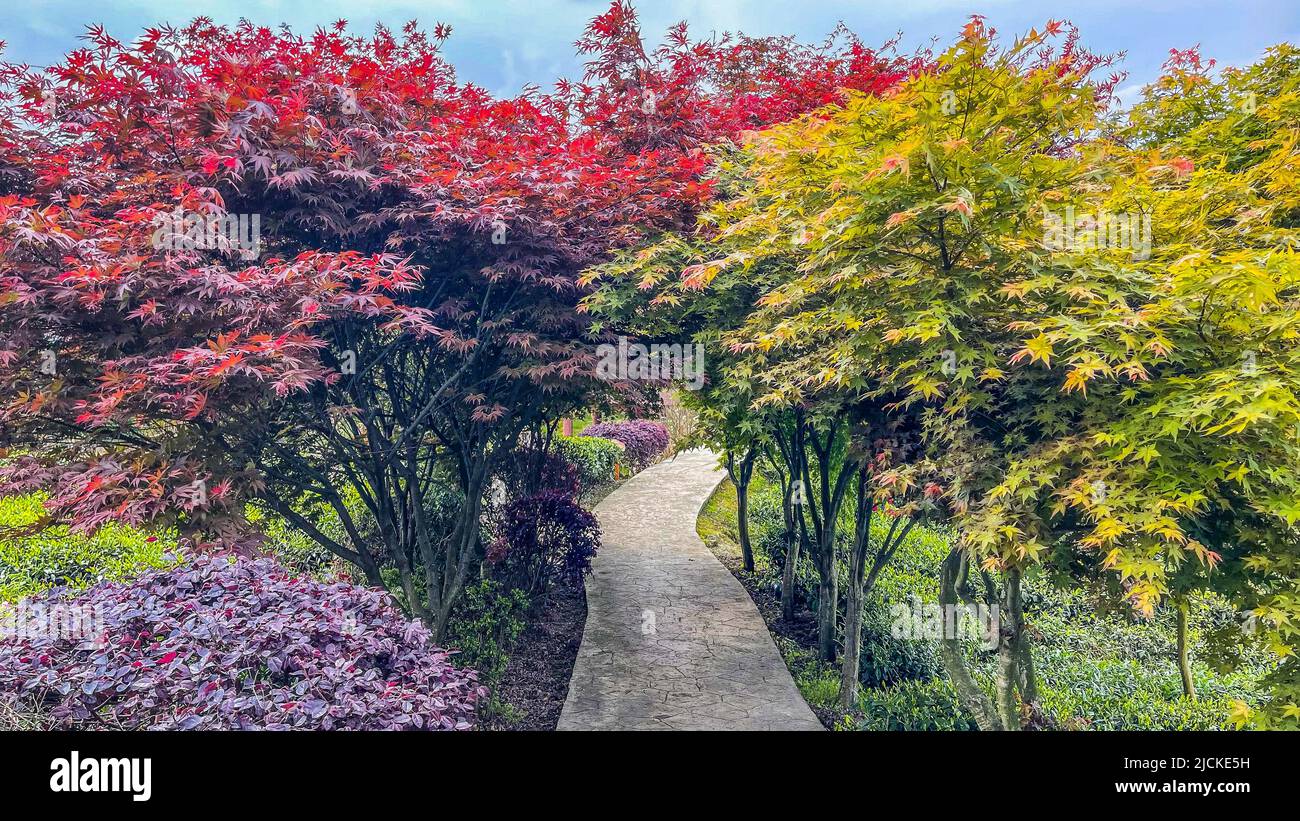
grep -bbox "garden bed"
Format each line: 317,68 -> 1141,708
695,476 -> 1258,731
482,575 -> 587,731
482,475 -> 627,729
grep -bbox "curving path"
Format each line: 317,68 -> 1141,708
558,449 -> 823,731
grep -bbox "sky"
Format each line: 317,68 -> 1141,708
3,0 -> 1298,105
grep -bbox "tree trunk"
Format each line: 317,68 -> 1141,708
839,469 -> 871,714
839,570 -> 863,713
780,511 -> 800,622
392,544 -> 430,624
939,549 -> 1003,731
994,635 -> 1021,731
796,416 -> 852,664
725,446 -> 758,573
431,528 -> 475,642
1016,626 -> 1039,707
736,481 -> 754,573
1177,597 -> 1197,701
428,454 -> 490,642
816,555 -> 837,663
773,448 -> 800,621
993,566 -> 1029,730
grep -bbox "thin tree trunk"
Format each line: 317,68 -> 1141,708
1010,568 -> 1038,709
773,446 -> 800,622
839,571 -> 863,713
736,481 -> 754,572
1017,627 -> 1039,707
795,413 -> 843,663
839,467 -> 871,713
939,549 -> 1003,731
392,546 -> 430,624
767,425 -> 801,622
430,454 -> 489,642
726,448 -> 757,573
816,555 -> 837,663
780,514 -> 800,621
994,566 -> 1028,730
995,634 -> 1021,731
1177,597 -> 1197,701
432,524 -> 475,642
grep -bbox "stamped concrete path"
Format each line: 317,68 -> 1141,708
558,449 -> 823,731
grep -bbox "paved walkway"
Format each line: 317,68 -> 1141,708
558,449 -> 823,731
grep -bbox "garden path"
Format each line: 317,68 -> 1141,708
558,448 -> 822,731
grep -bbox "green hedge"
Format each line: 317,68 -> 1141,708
1035,654 -> 1239,730
557,434 -> 622,486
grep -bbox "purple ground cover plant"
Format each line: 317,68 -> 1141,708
0,556 -> 486,730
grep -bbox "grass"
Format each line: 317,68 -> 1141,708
696,472 -> 739,548
568,412 -> 596,436
0,493 -> 180,604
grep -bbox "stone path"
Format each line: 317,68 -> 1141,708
558,449 -> 823,731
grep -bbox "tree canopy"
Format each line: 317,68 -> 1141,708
584,20 -> 1300,728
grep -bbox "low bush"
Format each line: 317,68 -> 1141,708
857,596 -> 942,688
0,493 -> 178,602
556,435 -> 621,487
582,420 -> 669,472
0,556 -> 486,730
773,635 -> 840,711
851,679 -> 979,731
498,444 -> 581,501
445,578 -> 530,686
487,491 -> 600,600
246,497 -> 349,579
1034,648 -> 1242,730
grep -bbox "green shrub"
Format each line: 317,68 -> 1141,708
557,434 -> 621,486
748,490 -> 787,564
850,517 -> 951,687
252,481 -> 462,585
0,493 -> 178,603
852,679 -> 979,731
773,635 -> 840,710
445,578 -> 531,685
857,597 -> 942,687
1034,651 -> 1242,730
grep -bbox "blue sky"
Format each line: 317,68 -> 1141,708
3,1 -> 1297,104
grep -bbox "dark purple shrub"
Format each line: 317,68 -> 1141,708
0,557 -> 486,730
497,442 -> 580,500
486,491 -> 599,599
581,420 -> 669,472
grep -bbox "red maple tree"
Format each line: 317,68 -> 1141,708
0,5 -> 919,634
